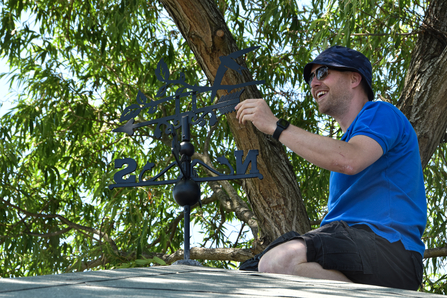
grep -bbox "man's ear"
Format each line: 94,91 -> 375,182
351,72 -> 362,88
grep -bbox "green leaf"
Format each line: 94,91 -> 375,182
152,256 -> 166,266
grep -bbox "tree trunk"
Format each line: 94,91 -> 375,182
398,0 -> 447,168
159,0 -> 311,245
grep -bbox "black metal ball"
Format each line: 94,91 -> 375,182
173,179 -> 200,206
179,141 -> 195,157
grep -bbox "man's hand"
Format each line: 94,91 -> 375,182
235,98 -> 278,135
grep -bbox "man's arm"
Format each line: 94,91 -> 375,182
235,98 -> 383,175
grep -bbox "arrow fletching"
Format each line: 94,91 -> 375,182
217,89 -> 245,115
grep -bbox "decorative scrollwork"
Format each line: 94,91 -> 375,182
113,47 -> 264,137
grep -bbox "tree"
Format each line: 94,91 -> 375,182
0,0 -> 446,294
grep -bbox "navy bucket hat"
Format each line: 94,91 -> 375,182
304,46 -> 374,101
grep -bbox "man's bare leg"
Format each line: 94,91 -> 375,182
258,239 -> 352,282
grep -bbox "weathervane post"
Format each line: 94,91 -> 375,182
109,47 -> 265,265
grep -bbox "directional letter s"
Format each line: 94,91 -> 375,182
114,158 -> 137,184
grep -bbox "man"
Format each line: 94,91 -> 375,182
235,46 -> 426,290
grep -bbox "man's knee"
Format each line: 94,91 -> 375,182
258,239 -> 307,274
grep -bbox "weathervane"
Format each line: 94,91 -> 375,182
109,46 -> 264,265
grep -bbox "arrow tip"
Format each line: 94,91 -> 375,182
113,119 -> 135,136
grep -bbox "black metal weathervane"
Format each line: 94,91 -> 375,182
109,46 -> 264,265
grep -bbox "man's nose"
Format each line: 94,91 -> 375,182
310,76 -> 321,88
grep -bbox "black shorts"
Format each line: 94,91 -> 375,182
240,221 -> 423,291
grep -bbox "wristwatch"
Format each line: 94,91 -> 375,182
272,118 -> 290,140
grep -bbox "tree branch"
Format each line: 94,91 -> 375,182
208,180 -> 260,240
67,244 -> 447,273
26,227 -> 73,237
162,247 -> 254,264
424,246 -> 447,259
68,247 -> 255,272
192,151 -> 260,240
1,197 -> 119,255
232,222 -> 245,248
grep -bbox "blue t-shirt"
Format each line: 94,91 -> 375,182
321,101 -> 427,256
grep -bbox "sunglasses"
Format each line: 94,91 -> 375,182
308,66 -> 349,84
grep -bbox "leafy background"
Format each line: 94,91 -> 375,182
0,0 -> 445,294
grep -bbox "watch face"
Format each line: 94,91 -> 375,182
278,118 -> 289,128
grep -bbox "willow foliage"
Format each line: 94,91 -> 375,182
0,0 -> 445,293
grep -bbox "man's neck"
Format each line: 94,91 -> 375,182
335,98 -> 369,133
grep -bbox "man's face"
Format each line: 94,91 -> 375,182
309,64 -> 353,117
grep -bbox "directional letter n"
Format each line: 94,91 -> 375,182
235,150 -> 260,175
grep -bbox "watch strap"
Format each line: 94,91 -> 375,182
272,118 -> 290,140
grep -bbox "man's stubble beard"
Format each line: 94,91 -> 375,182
318,77 -> 352,118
